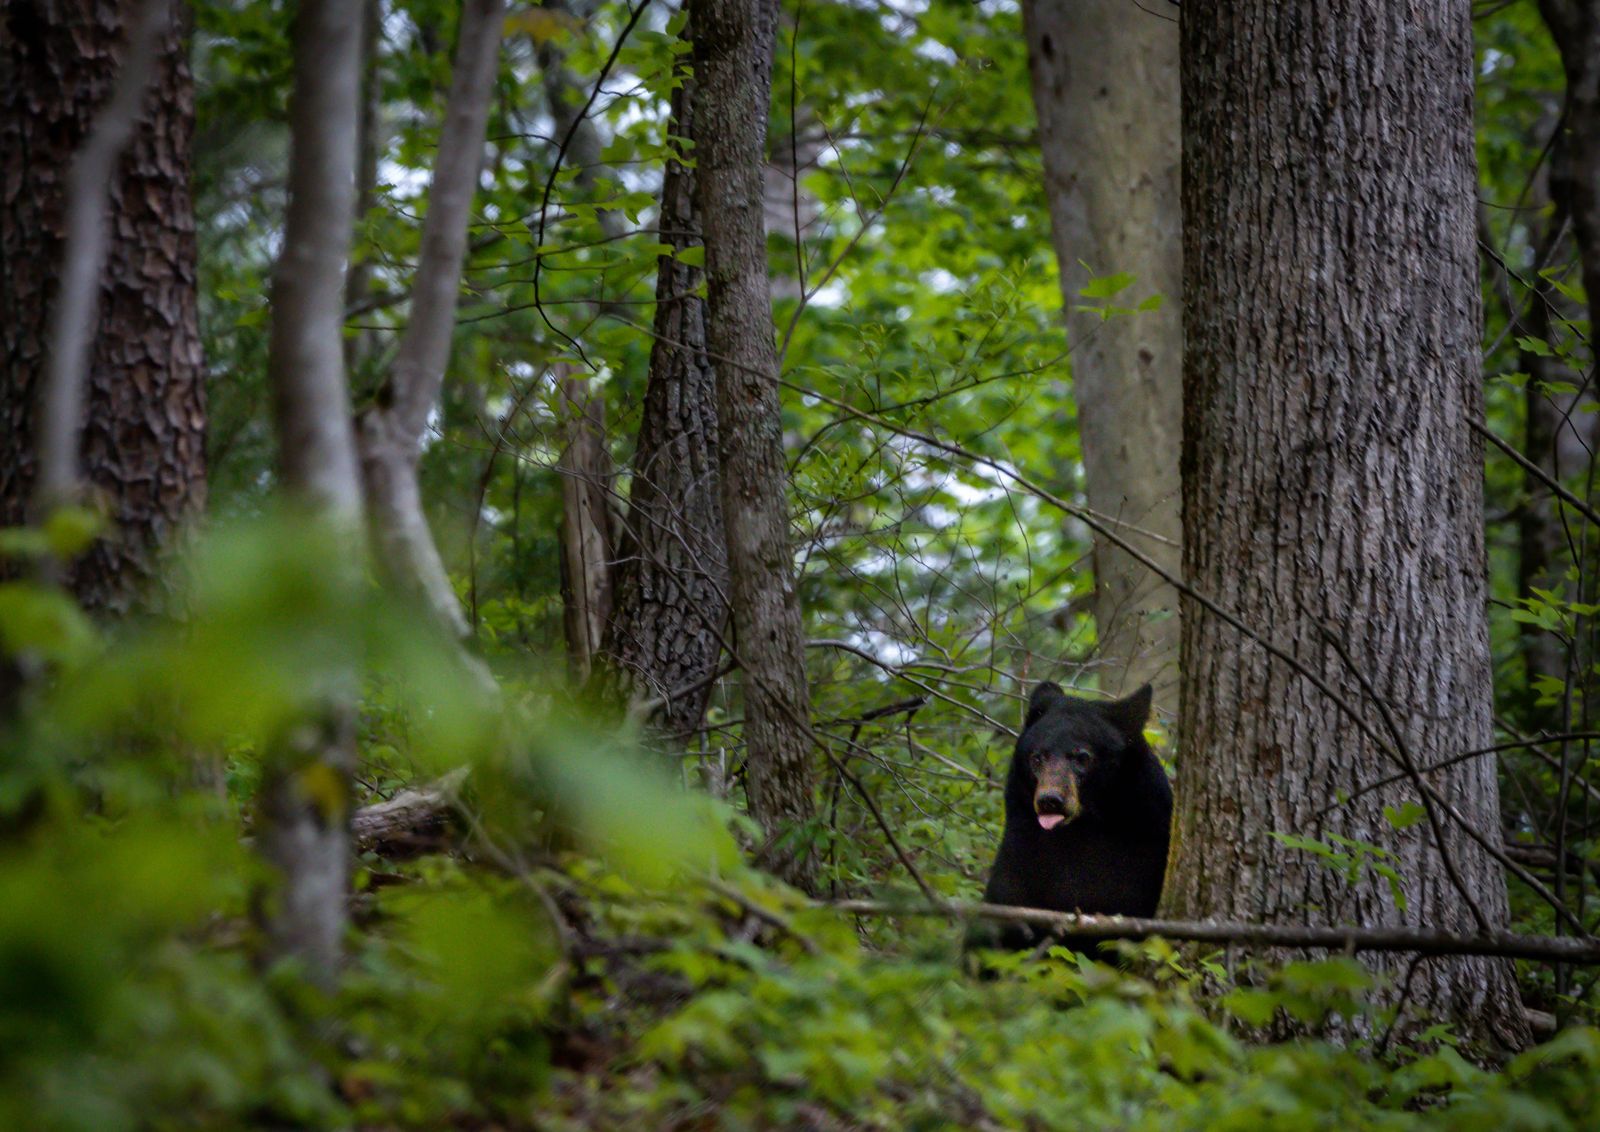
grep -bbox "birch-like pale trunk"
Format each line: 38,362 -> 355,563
355,0 -> 505,645
261,0 -> 366,979
1021,0 -> 1182,709
555,364 -> 614,683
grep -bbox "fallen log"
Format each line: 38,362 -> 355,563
351,767 -> 468,852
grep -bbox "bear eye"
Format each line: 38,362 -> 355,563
1028,750 -> 1046,772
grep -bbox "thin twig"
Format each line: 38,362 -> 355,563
708,878 -> 820,955
526,0 -> 654,367
1317,624 -> 1489,934
1475,417 -> 1600,529
1330,730 -> 1600,814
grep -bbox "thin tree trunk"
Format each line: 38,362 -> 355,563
0,0 -> 206,615
692,0 -> 816,890
1540,2 -> 1600,348
343,0 -> 383,377
261,0 -> 366,979
1167,0 -> 1529,1050
1021,0 -> 1182,708
1536,1 -> 1600,1006
271,1 -> 364,518
1512,206 -> 1577,720
355,0 -> 505,646
597,66 -> 731,744
556,365 -> 614,683
538,7 -> 620,677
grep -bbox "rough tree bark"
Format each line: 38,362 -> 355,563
1166,0 -> 1530,1049
260,0 -> 366,979
0,0 -> 206,614
1021,0 -> 1182,707
597,66 -> 731,744
355,0 -> 505,645
692,0 -> 817,888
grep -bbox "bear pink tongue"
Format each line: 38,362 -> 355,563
1037,813 -> 1065,830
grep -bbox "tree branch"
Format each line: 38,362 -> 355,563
380,0 -> 506,444
357,0 -> 505,658
832,899 -> 1600,964
1473,416 -> 1600,530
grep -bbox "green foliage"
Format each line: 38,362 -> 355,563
3,516 -> 1600,1127
0,515 -> 730,1128
4,0 -> 1598,1126
1270,831 -> 1410,915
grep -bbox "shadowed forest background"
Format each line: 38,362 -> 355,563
6,0 -> 1600,1127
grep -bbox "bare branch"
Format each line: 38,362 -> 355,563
835,899 -> 1600,964
1474,416 -> 1600,530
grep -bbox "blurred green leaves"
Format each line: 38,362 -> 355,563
0,510 -> 752,1127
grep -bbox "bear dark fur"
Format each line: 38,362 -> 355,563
969,682 -> 1172,952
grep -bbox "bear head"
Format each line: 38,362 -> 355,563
1007,682 -> 1153,831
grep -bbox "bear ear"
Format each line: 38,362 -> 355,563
1099,683 -> 1153,743
1024,681 -> 1068,728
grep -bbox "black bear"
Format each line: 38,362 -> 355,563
969,681 -> 1172,952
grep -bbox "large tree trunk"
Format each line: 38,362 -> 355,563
1021,0 -> 1182,708
1166,0 -> 1529,1050
597,68 -> 731,745
261,0 -> 367,980
691,0 -> 816,890
0,0 -> 206,615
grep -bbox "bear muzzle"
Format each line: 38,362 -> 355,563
1034,772 -> 1080,831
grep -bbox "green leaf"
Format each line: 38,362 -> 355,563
0,581 -> 97,663
1383,802 -> 1426,830
1220,988 -> 1278,1026
0,527 -> 51,560
43,506 -> 103,558
1078,271 -> 1136,299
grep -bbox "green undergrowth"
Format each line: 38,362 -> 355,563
522,865 -> 1600,1132
8,834 -> 1600,1131
3,515 -> 1600,1129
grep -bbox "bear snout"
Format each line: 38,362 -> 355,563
1033,775 -> 1080,830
